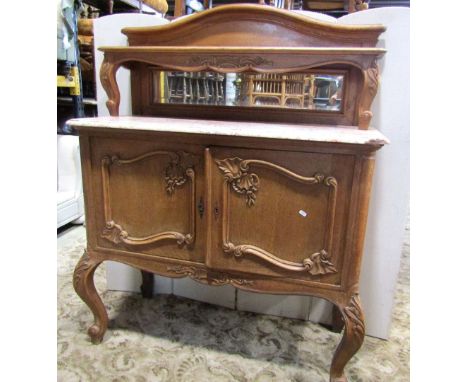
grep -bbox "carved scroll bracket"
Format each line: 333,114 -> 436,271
358,59 -> 379,129
100,59 -> 121,116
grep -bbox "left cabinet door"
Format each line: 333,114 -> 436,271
83,135 -> 206,264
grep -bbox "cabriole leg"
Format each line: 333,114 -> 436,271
73,250 -> 108,344
100,59 -> 121,116
330,294 -> 365,382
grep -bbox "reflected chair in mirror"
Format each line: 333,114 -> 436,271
168,72 -> 192,104
241,73 -> 309,109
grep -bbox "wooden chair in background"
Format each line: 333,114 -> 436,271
174,0 -> 368,18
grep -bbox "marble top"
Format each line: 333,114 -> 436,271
67,116 -> 389,146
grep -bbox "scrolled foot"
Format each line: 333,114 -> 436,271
88,324 -> 106,344
73,250 -> 108,344
330,293 -> 365,382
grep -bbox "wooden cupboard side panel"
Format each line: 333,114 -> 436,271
86,135 -> 206,263
206,146 -> 355,286
79,134 -> 98,250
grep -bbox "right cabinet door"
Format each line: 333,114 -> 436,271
206,146 -> 356,286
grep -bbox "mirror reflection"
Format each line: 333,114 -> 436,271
152,71 -> 344,112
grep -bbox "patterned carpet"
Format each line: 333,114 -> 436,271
58,225 -> 409,382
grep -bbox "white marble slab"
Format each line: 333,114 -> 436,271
68,116 -> 389,146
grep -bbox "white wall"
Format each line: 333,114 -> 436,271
96,9 -> 410,339
338,8 -> 410,338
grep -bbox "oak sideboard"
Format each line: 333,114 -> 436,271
68,5 -> 388,381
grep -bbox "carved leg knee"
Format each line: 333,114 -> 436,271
73,251 -> 108,344
330,294 -> 365,382
140,271 -> 154,298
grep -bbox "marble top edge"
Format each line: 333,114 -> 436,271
67,116 -> 389,146
99,46 -> 386,54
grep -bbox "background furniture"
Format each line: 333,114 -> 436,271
83,0 -> 169,15
169,0 -> 410,19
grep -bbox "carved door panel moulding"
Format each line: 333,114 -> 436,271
215,156 -> 338,276
101,150 -> 197,247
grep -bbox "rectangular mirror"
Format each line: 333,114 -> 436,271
151,71 -> 345,112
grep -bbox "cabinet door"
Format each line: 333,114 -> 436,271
86,135 -> 205,263
206,147 -> 355,286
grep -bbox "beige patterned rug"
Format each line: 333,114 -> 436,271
58,225 -> 409,381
